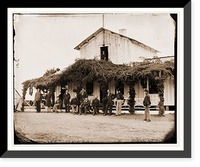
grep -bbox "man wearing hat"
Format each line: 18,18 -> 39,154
143,88 -> 151,122
63,89 -> 71,113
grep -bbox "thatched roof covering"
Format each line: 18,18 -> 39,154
22,58 -> 174,98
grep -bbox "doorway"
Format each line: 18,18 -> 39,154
115,80 -> 124,95
100,84 -> 108,103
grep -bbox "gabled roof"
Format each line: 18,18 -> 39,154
74,27 -> 160,53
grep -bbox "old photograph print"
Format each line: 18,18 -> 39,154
14,13 -> 176,144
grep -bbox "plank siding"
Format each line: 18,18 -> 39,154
54,28 -> 174,106
80,30 -> 157,64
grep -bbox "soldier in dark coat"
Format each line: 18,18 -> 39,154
71,94 -> 80,114
79,88 -> 88,103
92,95 -> 100,116
143,89 -> 151,122
34,88 -> 42,113
58,91 -> 63,112
102,97 -> 107,114
63,89 -> 71,113
104,90 -> 115,116
79,98 -> 90,115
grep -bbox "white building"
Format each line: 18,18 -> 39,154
55,27 -> 175,108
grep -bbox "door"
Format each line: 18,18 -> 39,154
100,46 -> 108,60
115,81 -> 124,95
100,84 -> 108,103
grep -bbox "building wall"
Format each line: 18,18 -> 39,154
54,77 -> 174,106
93,81 -> 100,100
164,75 -> 175,106
54,86 -> 61,101
80,32 -> 103,60
80,30 -> 157,64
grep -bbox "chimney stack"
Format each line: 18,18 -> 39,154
119,28 -> 126,35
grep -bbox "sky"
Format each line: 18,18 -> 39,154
14,13 -> 175,98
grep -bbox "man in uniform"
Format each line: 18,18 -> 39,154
143,89 -> 151,122
79,88 -> 88,103
92,95 -> 100,116
70,94 -> 80,114
63,89 -> 71,113
34,88 -> 42,113
104,90 -> 115,116
79,97 -> 90,115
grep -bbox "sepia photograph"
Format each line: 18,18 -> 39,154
13,11 -> 177,146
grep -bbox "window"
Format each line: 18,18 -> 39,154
149,80 -> 159,94
86,82 -> 93,96
100,46 -> 108,60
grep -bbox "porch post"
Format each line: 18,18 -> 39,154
147,77 -> 149,91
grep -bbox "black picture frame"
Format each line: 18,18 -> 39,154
0,1 -> 194,159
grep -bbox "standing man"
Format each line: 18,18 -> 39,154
102,97 -> 108,115
63,89 -> 71,113
79,88 -> 88,103
79,88 -> 88,114
34,88 -> 42,113
59,91 -> 63,112
71,94 -> 80,114
143,89 -> 151,122
92,95 -> 100,116
116,90 -> 124,116
104,89 -> 114,116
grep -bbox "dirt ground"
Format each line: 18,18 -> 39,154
14,111 -> 175,143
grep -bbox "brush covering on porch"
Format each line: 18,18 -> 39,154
22,57 -> 174,114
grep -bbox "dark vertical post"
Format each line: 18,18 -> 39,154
102,14 -> 105,46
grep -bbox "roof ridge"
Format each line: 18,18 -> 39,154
74,27 -> 160,53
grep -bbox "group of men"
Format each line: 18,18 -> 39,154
34,88 -> 125,116
34,87 -> 151,121
54,88 -> 124,116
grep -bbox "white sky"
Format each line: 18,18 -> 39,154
14,13 -> 175,98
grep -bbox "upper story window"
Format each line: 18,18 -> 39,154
100,46 -> 108,60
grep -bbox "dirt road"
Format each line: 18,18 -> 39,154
14,112 -> 175,143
